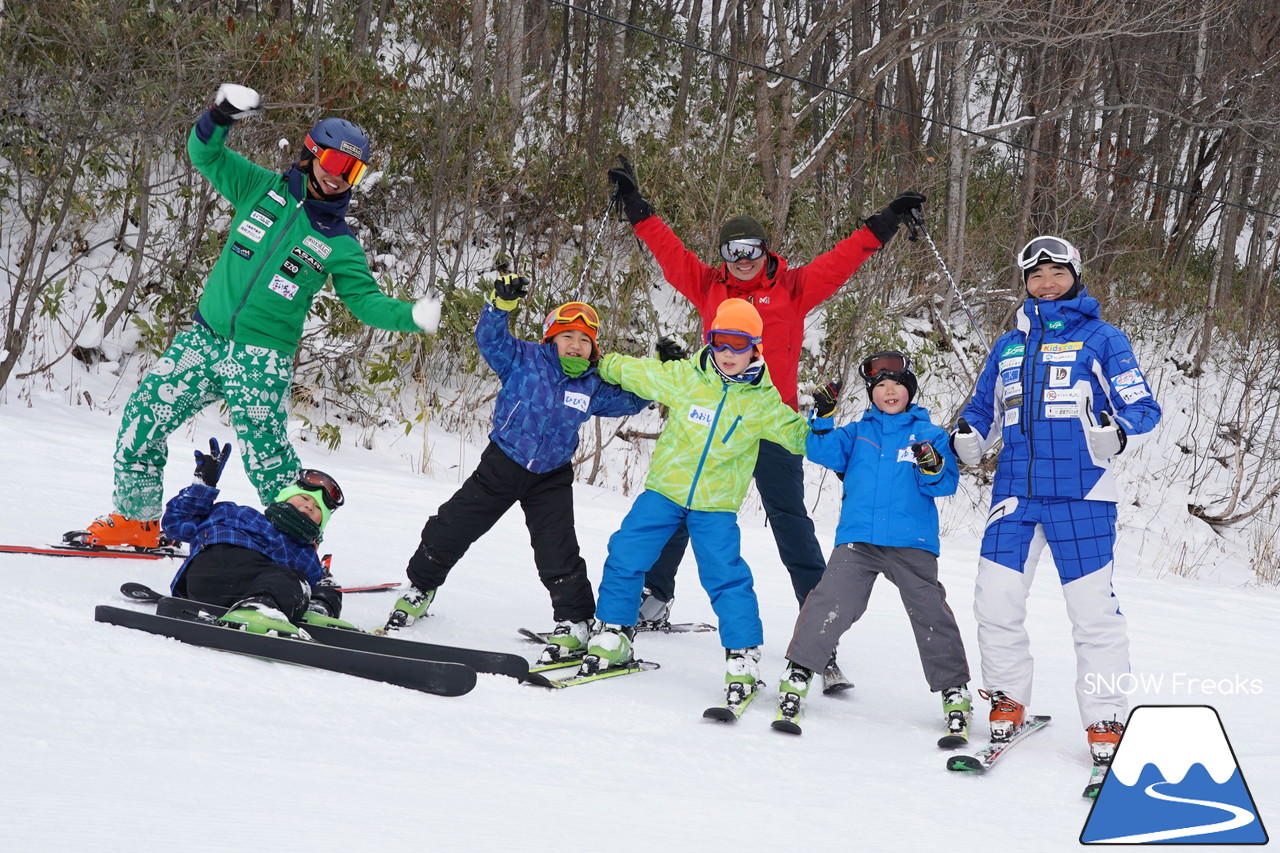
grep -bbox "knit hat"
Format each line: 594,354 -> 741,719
866,369 -> 918,404
708,298 -> 764,352
542,301 -> 601,360
718,215 -> 767,247
275,483 -> 334,531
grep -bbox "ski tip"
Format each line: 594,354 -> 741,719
770,719 -> 802,735
946,754 -> 986,773
937,735 -> 969,750
703,707 -> 737,723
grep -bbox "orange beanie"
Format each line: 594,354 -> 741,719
710,298 -> 763,345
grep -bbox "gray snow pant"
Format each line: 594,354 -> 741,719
785,542 -> 970,693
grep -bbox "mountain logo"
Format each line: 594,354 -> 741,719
1081,705 -> 1268,844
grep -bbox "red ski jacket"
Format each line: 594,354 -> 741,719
634,216 -> 883,409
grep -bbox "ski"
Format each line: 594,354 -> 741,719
1083,763 -> 1108,799
945,715 -> 1052,773
2,543 -> 186,560
152,595 -> 549,686
517,621 -> 717,644
821,659 -> 854,695
703,687 -> 761,723
95,604 -> 476,696
122,580 -> 394,601
937,732 -> 970,749
529,655 -> 587,674
541,660 -> 659,689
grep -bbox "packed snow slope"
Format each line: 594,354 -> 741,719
0,398 -> 1275,853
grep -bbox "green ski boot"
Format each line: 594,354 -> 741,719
218,598 -> 307,638
939,685 -> 973,748
581,623 -> 634,674
539,619 -> 590,664
383,585 -> 435,631
772,661 -> 811,734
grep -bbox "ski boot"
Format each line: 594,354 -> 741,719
383,584 -> 435,631
939,685 -> 973,747
580,623 -> 634,675
218,597 -> 308,639
300,599 -> 361,631
539,619 -> 590,664
1086,719 -> 1125,765
980,688 -> 1026,742
66,513 -> 163,549
775,661 -> 812,730
724,647 -> 762,705
637,587 -> 673,629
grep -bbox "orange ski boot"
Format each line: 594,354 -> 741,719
980,688 -> 1026,742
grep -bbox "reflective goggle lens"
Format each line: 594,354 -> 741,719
554,302 -> 600,330
706,330 -> 759,354
859,351 -> 910,380
298,469 -> 344,510
1018,237 -> 1074,270
719,239 -> 766,263
304,134 -> 369,186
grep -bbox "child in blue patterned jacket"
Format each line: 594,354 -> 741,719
384,274 -> 650,664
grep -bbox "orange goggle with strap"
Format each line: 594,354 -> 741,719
304,134 -> 368,187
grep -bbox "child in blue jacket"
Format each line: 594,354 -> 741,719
384,274 -> 649,663
163,438 -> 350,637
774,352 -> 971,740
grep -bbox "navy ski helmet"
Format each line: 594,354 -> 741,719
302,118 -> 371,186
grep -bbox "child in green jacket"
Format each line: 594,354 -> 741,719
585,299 -> 810,708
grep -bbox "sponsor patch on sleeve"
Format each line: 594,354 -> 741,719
563,390 -> 590,413
267,274 -> 300,301
267,189 -> 287,206
1112,368 -> 1145,388
1119,385 -> 1151,404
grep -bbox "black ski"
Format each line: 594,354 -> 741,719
517,620 -> 717,644
151,594 -> 551,687
95,605 -> 476,696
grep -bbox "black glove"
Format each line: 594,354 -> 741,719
210,84 -> 263,127
493,273 -> 531,302
911,441 -> 944,476
607,155 -> 654,226
656,336 -> 688,362
863,191 -> 927,245
193,437 -> 232,487
813,380 -> 843,419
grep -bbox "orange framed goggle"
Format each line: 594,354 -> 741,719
552,302 -> 600,330
304,134 -> 368,186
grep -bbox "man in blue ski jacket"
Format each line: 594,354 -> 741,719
952,235 -> 1161,764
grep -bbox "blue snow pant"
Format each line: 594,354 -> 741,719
595,490 -> 763,649
975,495 -> 1130,726
641,439 -> 826,607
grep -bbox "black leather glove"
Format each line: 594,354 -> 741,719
813,381 -> 843,419
493,273 -> 531,302
193,437 -> 232,487
863,191 -> 927,245
911,441 -> 944,476
607,155 -> 654,226
656,336 -> 688,362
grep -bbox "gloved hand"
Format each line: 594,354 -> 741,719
862,191 -> 927,245
412,294 -> 441,332
607,154 -> 654,226
950,417 -> 983,466
911,441 -> 944,476
211,84 -> 263,126
656,336 -> 688,362
493,273 -> 530,302
813,380 -> 843,419
193,437 -> 232,487
1087,411 -> 1127,459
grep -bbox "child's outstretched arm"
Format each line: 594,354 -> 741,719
474,274 -> 533,380
597,352 -> 687,408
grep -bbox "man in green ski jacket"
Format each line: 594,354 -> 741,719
68,84 -> 440,551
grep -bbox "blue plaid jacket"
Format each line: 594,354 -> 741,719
162,483 -> 325,593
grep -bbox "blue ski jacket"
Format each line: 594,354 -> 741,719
807,403 -> 958,555
162,483 -> 326,594
478,303 -> 650,473
959,285 -> 1162,502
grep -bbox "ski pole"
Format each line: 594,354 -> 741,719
573,195 -> 618,301
906,209 -> 990,352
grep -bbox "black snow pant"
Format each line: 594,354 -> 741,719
785,542 -> 970,692
405,441 -> 595,623
174,543 -> 340,623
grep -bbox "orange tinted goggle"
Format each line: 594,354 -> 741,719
553,302 -> 599,330
304,134 -> 368,186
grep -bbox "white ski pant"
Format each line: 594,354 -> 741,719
974,496 -> 1130,728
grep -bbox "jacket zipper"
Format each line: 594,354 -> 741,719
229,197 -> 303,341
686,385 -> 729,508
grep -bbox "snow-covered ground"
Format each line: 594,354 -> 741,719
1,389 -> 1275,852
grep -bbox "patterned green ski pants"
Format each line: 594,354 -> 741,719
112,323 -> 299,520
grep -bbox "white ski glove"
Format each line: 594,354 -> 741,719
212,84 -> 263,125
1087,411 -> 1127,459
412,294 -> 442,333
951,417 -> 984,466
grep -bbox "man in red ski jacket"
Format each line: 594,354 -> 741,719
607,156 -> 924,679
